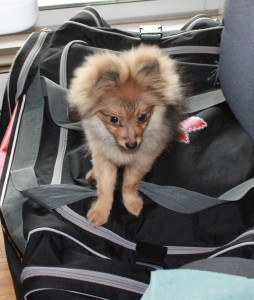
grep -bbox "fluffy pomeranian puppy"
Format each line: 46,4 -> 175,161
68,45 -> 184,227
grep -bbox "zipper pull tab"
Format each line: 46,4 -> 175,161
41,27 -> 51,32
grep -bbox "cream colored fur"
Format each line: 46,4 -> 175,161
68,45 -> 183,227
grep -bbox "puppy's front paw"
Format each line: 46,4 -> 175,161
123,194 -> 143,216
87,201 -> 110,227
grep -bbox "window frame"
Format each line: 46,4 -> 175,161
0,0 -> 222,73
38,0 -> 144,10
35,0 -> 222,28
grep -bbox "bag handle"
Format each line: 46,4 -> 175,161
16,177 -> 254,214
185,89 -> 225,114
138,179 -> 254,214
41,77 -> 82,131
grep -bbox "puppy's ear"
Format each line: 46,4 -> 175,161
97,67 -> 119,87
137,59 -> 160,76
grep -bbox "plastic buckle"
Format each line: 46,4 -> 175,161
139,25 -> 162,41
135,241 -> 167,268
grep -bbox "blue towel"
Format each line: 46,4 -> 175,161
141,269 -> 254,300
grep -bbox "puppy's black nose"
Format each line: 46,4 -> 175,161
125,142 -> 138,150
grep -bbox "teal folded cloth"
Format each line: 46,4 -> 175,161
141,269 -> 254,300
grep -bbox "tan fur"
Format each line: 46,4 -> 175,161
68,45 -> 184,227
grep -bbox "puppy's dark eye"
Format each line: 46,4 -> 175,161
137,113 -> 147,123
110,116 -> 120,125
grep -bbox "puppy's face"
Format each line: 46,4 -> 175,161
96,92 -> 154,151
94,73 -> 155,150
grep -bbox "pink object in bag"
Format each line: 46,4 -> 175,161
0,103 -> 18,179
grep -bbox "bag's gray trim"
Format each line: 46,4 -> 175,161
138,179 -> 254,214
51,128 -> 68,185
138,181 -> 224,214
27,227 -> 109,259
66,20 -> 140,40
20,175 -> 254,215
56,206 -> 137,251
84,6 -> 104,26
50,39 -> 72,185
178,61 -> 218,67
1,74 -> 44,252
55,205 -> 205,253
66,20 -> 221,42
218,178 -> 254,200
41,41 -> 86,130
209,241 -> 254,259
183,16 -> 220,31
0,98 -> 26,207
60,40 -> 88,90
41,76 -> 82,130
138,179 -> 252,214
6,33 -> 36,117
22,184 -> 96,210
11,167 -> 38,191
181,257 -> 254,278
184,89 -> 225,114
21,266 -> 148,295
15,32 -> 48,102
18,179 -> 254,256
81,8 -> 102,27
56,206 -> 254,256
162,45 -> 220,55
24,289 -> 109,300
